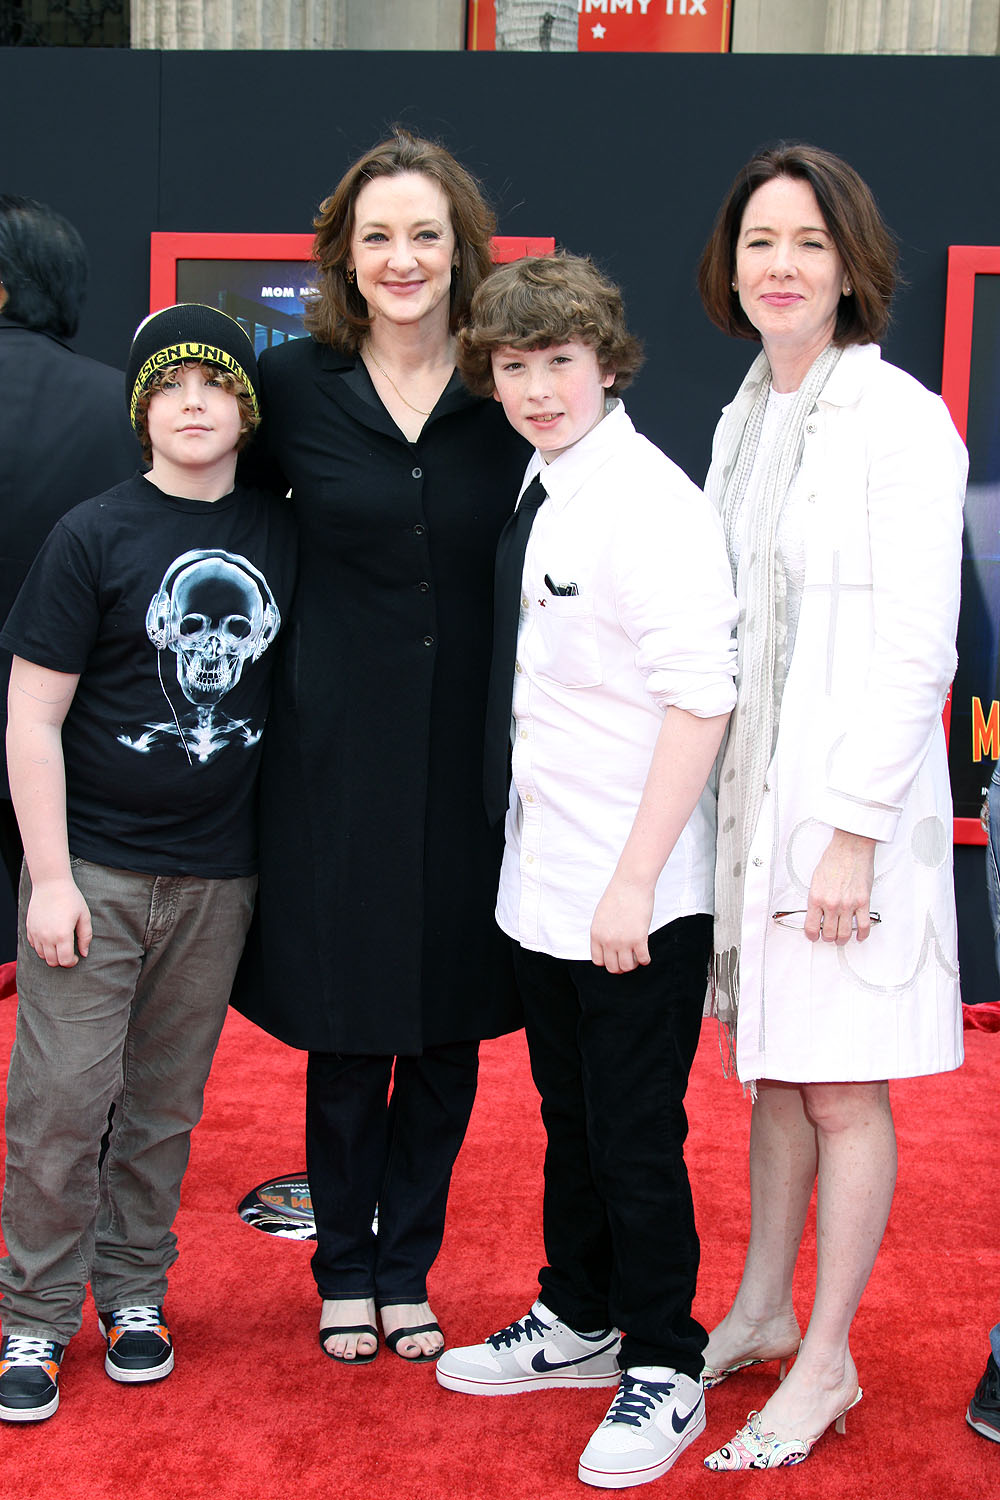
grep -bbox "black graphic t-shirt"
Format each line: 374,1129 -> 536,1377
0,472 -> 297,877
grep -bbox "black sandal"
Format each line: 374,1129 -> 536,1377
318,1322 -> 379,1364
382,1320 -> 444,1364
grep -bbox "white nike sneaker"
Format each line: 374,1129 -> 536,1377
435,1301 -> 621,1396
578,1370 -> 706,1488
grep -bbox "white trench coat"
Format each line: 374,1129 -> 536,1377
706,344 -> 968,1084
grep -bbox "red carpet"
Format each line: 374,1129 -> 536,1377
0,996 -> 996,1498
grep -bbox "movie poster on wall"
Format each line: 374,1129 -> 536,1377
148,232 -> 557,357
941,247 -> 1000,845
467,0 -> 732,52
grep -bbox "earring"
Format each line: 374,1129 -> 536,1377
731,279 -> 738,291
843,282 -> 852,294
345,267 -> 355,285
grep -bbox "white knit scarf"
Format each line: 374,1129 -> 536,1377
712,343 -> 842,1042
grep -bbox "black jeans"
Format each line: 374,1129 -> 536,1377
513,914 -> 710,1378
0,798 -> 23,903
306,1040 -> 479,1304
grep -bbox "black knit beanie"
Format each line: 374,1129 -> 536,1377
126,303 -> 260,431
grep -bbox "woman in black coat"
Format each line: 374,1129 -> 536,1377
235,130 -> 527,1363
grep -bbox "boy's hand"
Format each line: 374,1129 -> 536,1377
25,878 -> 93,968
590,876 -> 654,973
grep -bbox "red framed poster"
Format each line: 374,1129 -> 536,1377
468,0 -> 731,52
941,246 -> 1000,846
149,231 -> 557,338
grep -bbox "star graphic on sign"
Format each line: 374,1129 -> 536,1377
591,23 -> 606,38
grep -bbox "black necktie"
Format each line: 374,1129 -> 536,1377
483,476 -> 548,826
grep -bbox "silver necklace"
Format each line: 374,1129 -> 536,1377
364,347 -> 433,417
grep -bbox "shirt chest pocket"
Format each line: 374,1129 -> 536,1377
531,593 -> 603,688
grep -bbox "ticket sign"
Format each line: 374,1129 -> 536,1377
467,0 -> 731,52
941,245 -> 1000,844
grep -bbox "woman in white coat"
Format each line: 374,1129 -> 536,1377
695,144 -> 967,1470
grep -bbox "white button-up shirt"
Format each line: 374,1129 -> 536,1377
496,401 -> 739,959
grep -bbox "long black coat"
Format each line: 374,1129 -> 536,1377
0,322 -> 139,797
233,338 -> 530,1054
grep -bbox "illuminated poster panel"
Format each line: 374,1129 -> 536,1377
467,0 -> 731,52
149,232 -> 557,353
941,246 -> 1000,845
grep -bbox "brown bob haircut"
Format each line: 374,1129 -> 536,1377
133,362 -> 258,464
458,252 -> 644,399
304,127 -> 496,352
698,143 -> 898,346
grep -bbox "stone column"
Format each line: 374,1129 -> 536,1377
130,0 -> 344,48
495,0 -> 578,51
731,0 -> 829,52
827,0 -> 1000,53
732,0 -> 1000,53
131,0 -> 466,50
345,0 -> 465,49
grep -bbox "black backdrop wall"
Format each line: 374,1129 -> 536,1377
1,47 -> 998,991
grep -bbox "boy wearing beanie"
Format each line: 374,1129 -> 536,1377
0,305 -> 296,1421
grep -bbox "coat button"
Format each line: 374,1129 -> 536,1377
805,421 -> 817,434
412,467 -> 423,479
752,856 -> 763,867
423,635 -> 434,647
418,581 -> 430,593
413,523 -> 426,535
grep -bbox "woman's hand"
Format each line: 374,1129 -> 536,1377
805,829 -> 876,944
591,875 -> 655,973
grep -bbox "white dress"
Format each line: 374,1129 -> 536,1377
706,345 -> 968,1085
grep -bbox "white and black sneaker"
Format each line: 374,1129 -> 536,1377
0,1334 -> 65,1422
98,1305 -> 174,1383
578,1370 -> 706,1488
435,1301 -> 621,1395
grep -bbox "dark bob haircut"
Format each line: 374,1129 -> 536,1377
0,194 -> 88,339
305,127 -> 496,352
458,252 -> 644,399
698,143 -> 897,347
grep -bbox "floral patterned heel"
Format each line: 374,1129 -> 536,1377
703,1388 -> 862,1470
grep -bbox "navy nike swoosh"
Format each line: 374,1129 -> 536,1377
530,1338 -> 619,1373
671,1404 -> 701,1434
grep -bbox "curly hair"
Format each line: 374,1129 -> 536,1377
304,127 -> 497,352
698,142 -> 897,346
133,361 -> 258,464
458,252 -> 643,399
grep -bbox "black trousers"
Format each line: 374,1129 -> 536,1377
0,800 -> 21,965
0,798 -> 23,900
305,1040 -> 479,1304
513,914 -> 710,1378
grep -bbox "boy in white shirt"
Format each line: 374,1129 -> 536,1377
436,254 -> 738,1489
